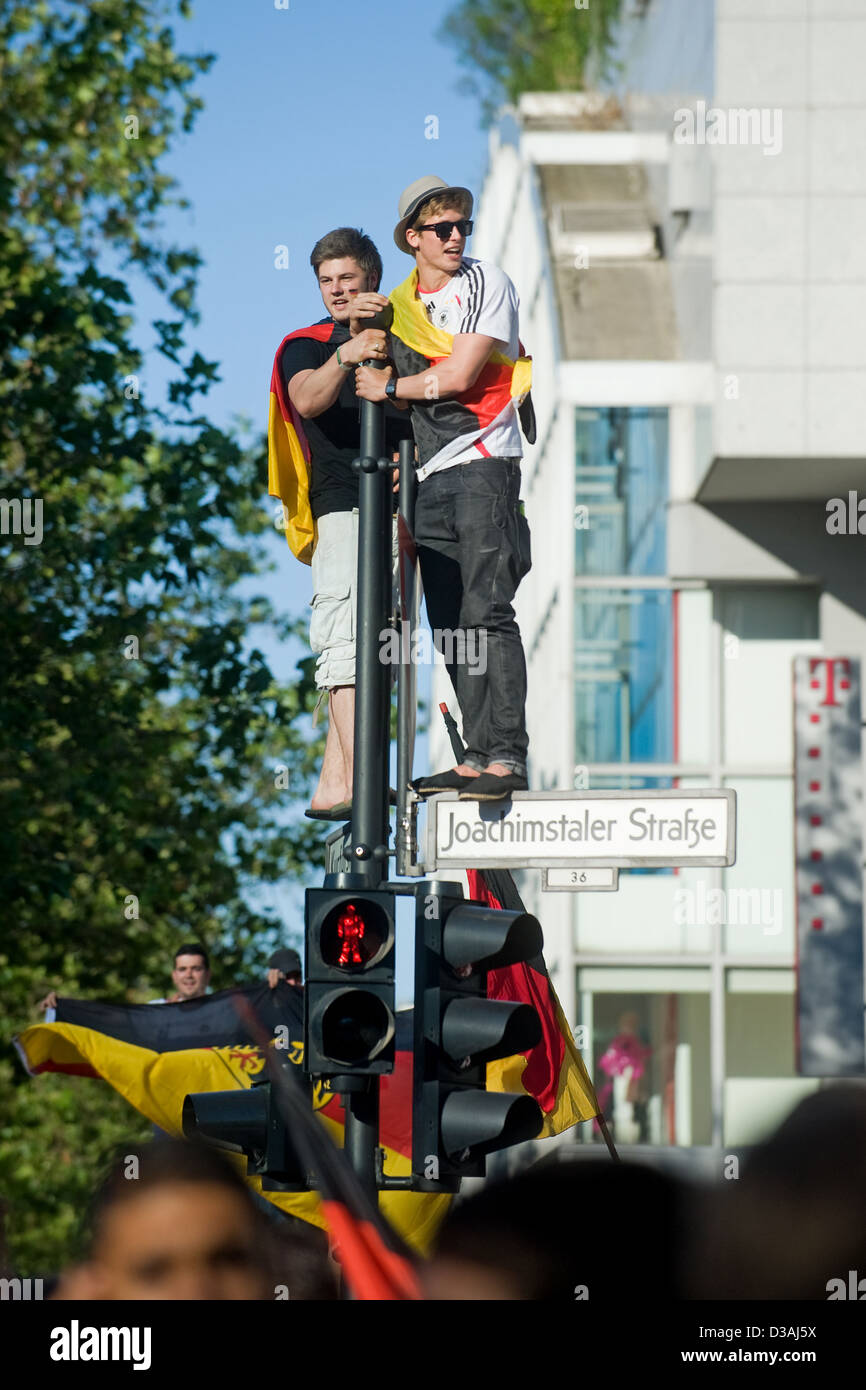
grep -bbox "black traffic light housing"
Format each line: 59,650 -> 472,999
304,887 -> 396,1076
413,879 -> 544,1191
182,1078 -> 308,1191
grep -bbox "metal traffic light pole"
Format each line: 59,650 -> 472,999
350,308 -> 393,893
332,307 -> 395,1197
395,436 -> 419,877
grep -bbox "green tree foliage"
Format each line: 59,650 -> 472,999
440,0 -> 624,122
0,0 -> 323,1271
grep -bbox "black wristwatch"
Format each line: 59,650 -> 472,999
384,376 -> 398,401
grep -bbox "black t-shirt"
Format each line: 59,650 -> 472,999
280,318 -> 412,520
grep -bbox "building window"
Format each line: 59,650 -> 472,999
725,970 -> 795,1078
577,966 -> 711,1146
722,778 -> 795,956
575,587 -> 673,762
575,406 -> 672,764
723,969 -> 817,1146
575,406 -> 668,577
718,586 -> 819,766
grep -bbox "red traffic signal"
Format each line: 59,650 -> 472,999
305,888 -> 396,1076
320,899 -> 392,970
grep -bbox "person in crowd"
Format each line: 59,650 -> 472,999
37,941 -> 211,1017
151,942 -> 211,1003
267,947 -> 302,989
422,1157 -> 692,1300
50,1139 -> 336,1300
695,1083 -> 866,1299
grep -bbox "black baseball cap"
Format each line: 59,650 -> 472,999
268,948 -> 302,976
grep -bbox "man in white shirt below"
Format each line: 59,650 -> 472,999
354,176 -> 532,802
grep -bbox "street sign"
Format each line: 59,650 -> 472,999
426,789 -> 736,870
543,867 -> 619,892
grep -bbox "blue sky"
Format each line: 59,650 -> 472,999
141,0 -> 491,990
140,0 -> 489,657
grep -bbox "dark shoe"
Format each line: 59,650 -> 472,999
305,788 -> 398,821
412,769 -> 478,797
305,802 -> 352,822
458,772 -> 528,802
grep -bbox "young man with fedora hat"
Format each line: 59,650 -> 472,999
354,176 -> 533,803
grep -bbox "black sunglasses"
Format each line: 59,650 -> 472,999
413,218 -> 473,241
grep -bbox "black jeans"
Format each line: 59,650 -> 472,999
414,458 -> 530,777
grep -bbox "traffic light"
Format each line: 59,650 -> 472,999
413,879 -> 544,1190
182,1078 -> 307,1190
304,887 -> 396,1075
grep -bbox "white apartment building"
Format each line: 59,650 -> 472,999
428,0 -> 866,1154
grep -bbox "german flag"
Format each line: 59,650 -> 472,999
15,887 -> 600,1284
471,868 -> 601,1134
14,983 -> 448,1259
267,325 -> 334,565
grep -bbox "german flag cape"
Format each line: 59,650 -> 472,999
388,266 -> 532,453
15,984 -> 447,1256
267,323 -> 334,565
470,868 -> 601,1133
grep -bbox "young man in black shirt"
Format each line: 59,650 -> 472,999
353,179 -> 532,802
278,228 -> 409,817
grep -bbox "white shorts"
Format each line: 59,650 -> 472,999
310,509 -> 399,690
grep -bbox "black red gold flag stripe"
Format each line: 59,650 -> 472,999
267,324 -> 333,565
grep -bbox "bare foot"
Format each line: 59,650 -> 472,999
454,764 -> 481,777
483,763 -> 511,777
311,784 -> 351,811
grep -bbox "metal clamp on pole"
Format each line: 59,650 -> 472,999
324,824 -> 353,878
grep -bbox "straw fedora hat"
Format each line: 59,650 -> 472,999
393,175 -> 474,255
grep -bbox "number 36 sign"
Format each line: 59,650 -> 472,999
542,867 -> 619,892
